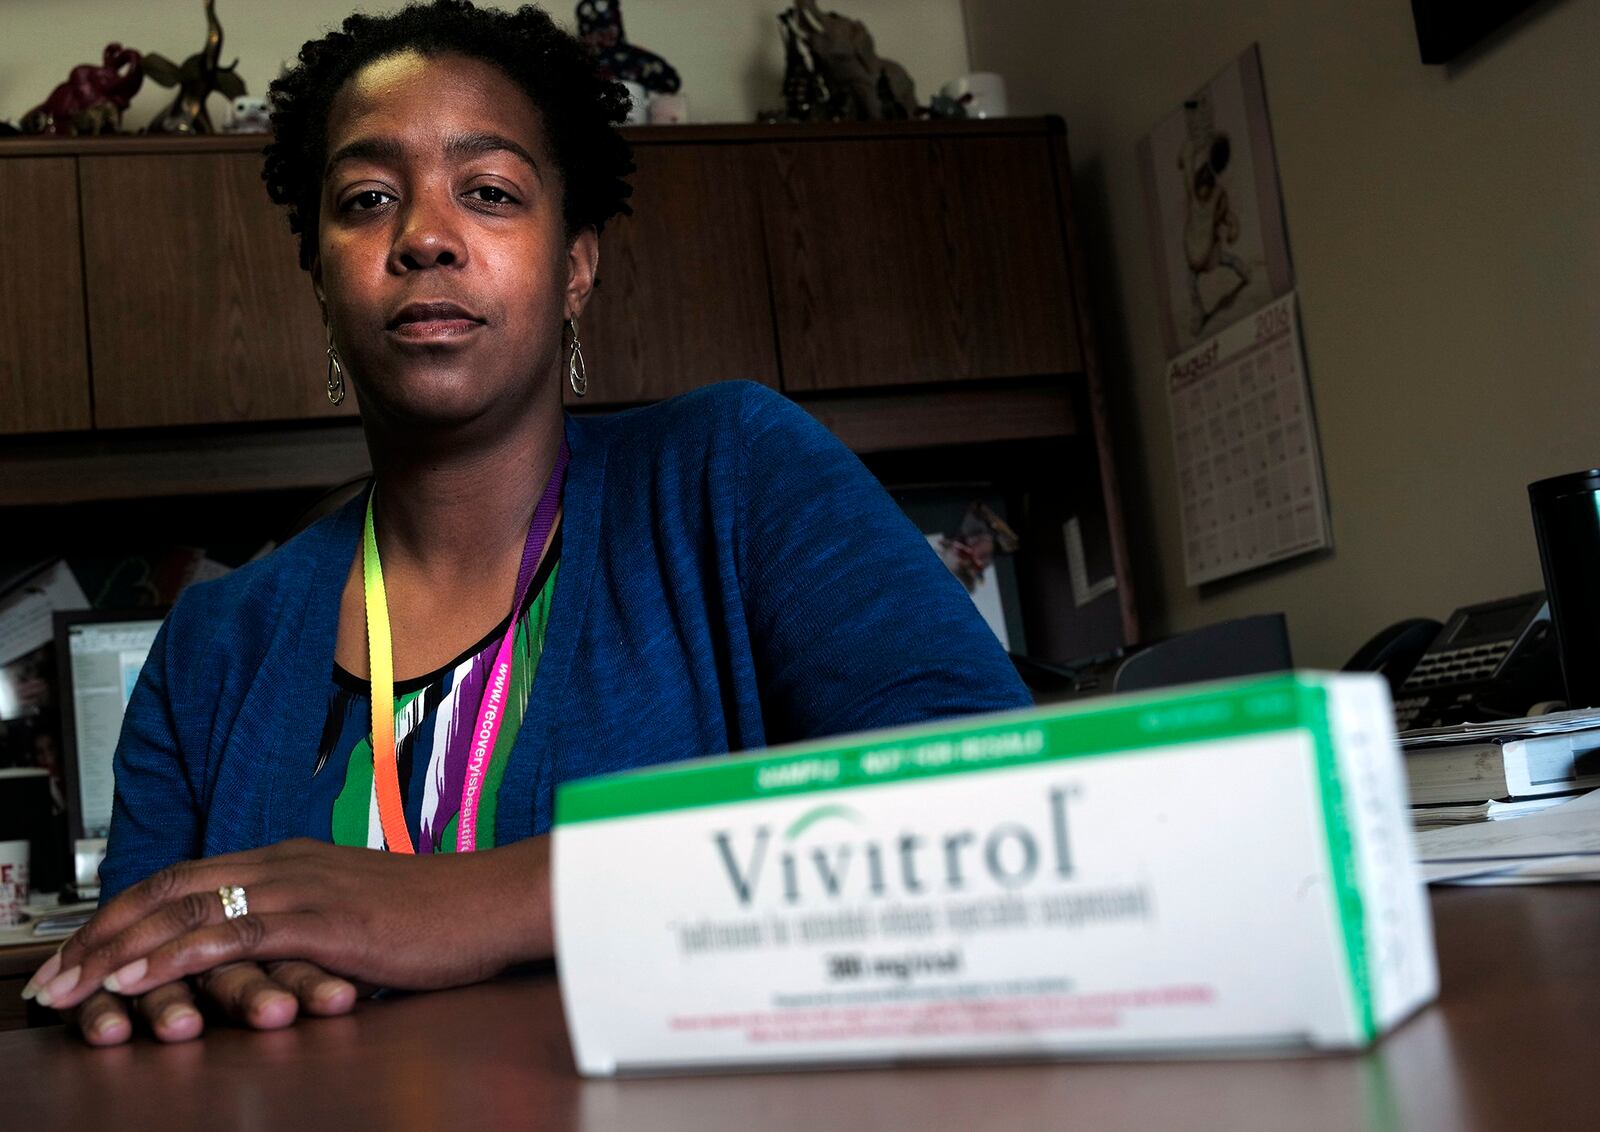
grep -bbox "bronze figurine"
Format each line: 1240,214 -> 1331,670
144,0 -> 248,135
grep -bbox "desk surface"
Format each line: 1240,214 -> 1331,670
7,888 -> 1596,1131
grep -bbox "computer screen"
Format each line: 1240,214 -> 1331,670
56,611 -> 165,841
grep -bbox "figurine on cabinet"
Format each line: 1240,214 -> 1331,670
144,0 -> 248,135
20,44 -> 145,136
224,96 -> 273,134
767,0 -> 915,122
575,1 -> 681,94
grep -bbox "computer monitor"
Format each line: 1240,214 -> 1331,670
54,610 -> 166,843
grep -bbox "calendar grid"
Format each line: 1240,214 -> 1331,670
1168,291 -> 1332,585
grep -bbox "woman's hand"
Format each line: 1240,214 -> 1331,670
66,960 -> 359,1046
23,836 -> 553,1030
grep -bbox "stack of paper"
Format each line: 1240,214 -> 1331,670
1410,795 -> 1573,832
1400,710 -> 1600,804
1413,789 -> 1600,885
1402,710 -> 1600,748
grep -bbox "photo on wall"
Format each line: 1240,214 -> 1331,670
1137,43 -> 1294,358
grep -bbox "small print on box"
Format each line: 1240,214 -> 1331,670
1138,43 -> 1294,357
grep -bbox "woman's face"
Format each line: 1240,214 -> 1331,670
314,51 -> 596,427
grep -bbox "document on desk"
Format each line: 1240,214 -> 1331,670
1414,788 -> 1600,884
1402,710 -> 1600,748
554,673 -> 1437,1075
0,560 -> 88,667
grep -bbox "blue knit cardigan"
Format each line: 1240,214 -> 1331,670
103,382 -> 1031,898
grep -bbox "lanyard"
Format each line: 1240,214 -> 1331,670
361,438 -> 569,854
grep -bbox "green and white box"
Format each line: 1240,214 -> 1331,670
553,673 -> 1436,1075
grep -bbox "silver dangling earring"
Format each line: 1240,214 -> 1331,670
566,316 -> 587,398
325,326 -> 346,406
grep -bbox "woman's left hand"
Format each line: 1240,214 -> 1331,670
23,836 -> 552,1014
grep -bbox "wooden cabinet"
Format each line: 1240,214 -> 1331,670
0,158 -> 91,434
760,133 -> 1081,392
575,144 -> 777,406
2,123 -> 1090,422
78,152 -> 348,429
0,122 -> 1138,645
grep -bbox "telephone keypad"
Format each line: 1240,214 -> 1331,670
1393,696 -> 1430,732
1401,643 -> 1513,691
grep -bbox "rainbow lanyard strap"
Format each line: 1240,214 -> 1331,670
361,438 -> 569,854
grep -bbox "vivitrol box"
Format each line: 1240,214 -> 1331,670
553,673 -> 1437,1075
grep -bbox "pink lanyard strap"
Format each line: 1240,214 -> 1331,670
363,438 -> 569,854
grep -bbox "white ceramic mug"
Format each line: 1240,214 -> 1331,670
0,839 -> 29,927
647,93 -> 688,125
939,72 -> 1008,119
620,81 -> 649,125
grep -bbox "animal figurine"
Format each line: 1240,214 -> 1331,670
575,1 -> 681,94
21,44 -> 145,136
224,95 -> 272,134
143,0 -> 247,135
788,0 -> 916,121
776,9 -> 827,122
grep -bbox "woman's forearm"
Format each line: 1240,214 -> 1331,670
468,834 -> 556,969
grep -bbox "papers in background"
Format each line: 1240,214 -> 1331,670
1411,794 -> 1573,832
0,898 -> 96,948
1064,517 -> 1117,608
1401,709 -> 1600,749
31,907 -> 95,937
1424,856 -> 1600,886
1413,788 -> 1600,885
188,556 -> 235,587
0,561 -> 88,667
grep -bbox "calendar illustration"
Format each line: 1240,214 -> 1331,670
1168,290 -> 1331,585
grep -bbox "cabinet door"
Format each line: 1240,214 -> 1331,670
0,158 -> 91,434
760,135 -> 1083,393
79,154 -> 350,428
569,144 -> 777,407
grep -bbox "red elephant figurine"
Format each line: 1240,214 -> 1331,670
23,44 -> 145,136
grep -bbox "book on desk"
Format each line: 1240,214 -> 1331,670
1401,710 -> 1600,805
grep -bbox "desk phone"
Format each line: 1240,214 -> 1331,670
1386,592 -> 1559,731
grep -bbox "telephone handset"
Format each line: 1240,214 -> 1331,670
1345,591 -> 1562,732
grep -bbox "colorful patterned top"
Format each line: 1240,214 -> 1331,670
309,529 -> 561,853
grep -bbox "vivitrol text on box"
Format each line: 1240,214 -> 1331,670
553,673 -> 1437,1075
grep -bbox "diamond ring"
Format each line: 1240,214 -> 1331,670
218,884 -> 249,920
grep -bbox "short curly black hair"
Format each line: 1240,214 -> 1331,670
263,0 -> 634,271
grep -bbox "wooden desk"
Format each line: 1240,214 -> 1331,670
5,888 -> 1594,1130
0,940 -> 58,1032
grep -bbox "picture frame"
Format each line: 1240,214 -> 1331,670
1137,43 -> 1294,359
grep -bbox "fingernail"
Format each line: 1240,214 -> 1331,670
103,958 -> 148,994
250,990 -> 297,1029
91,1013 -> 130,1040
159,1005 -> 201,1030
36,965 -> 82,1008
21,952 -> 63,1000
314,979 -> 355,1005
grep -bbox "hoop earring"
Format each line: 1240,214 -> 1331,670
566,316 -> 587,398
325,327 -> 346,406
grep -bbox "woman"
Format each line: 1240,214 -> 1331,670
25,0 -> 1028,1044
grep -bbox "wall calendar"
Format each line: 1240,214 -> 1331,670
1168,290 -> 1332,585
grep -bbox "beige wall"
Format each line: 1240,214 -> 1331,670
965,0 -> 1600,666
1,0 -> 970,129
